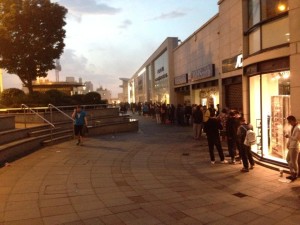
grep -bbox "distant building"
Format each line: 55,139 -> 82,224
84,81 -> 93,93
66,77 -> 75,83
24,78 -> 83,95
96,87 -> 112,103
119,78 -> 129,102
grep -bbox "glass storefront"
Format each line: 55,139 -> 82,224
247,0 -> 289,55
154,51 -> 170,103
249,71 -> 290,163
193,87 -> 219,107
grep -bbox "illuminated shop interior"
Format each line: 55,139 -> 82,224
249,70 -> 290,163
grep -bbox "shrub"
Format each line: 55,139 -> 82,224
0,88 -> 26,107
83,92 -> 101,104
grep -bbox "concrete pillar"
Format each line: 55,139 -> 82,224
289,1 -> 300,119
0,69 -> 3,93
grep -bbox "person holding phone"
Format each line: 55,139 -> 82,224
285,115 -> 300,181
72,105 -> 87,146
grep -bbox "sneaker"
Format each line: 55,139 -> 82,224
290,176 -> 297,182
286,175 -> 293,180
76,141 -> 80,146
220,160 -> 228,164
250,164 -> 255,170
230,160 -> 236,165
240,168 -> 249,172
211,161 -> 215,164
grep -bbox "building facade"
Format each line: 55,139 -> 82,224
119,78 -> 129,103
124,0 -> 300,165
128,37 -> 179,104
242,0 -> 300,164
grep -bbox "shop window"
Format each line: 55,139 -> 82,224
249,0 -> 260,27
261,0 -> 288,21
262,16 -> 289,49
249,76 -> 261,155
249,71 -> 290,162
247,0 -> 289,55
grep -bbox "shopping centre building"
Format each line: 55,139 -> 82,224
124,0 -> 300,166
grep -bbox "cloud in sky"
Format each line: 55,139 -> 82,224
118,19 -> 132,29
148,10 -> 187,21
3,0 -> 219,98
58,0 -> 121,15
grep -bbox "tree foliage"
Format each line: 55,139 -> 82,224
84,92 -> 101,104
0,0 -> 67,94
0,88 -> 25,107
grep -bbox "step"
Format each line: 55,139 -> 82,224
28,127 -> 62,137
42,134 -> 73,146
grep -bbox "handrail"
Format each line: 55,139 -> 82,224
48,104 -> 74,122
48,104 -> 75,138
21,104 -> 55,128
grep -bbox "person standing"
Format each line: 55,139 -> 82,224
192,105 -> 203,140
205,116 -> 228,164
202,105 -> 210,133
237,117 -> 255,172
226,111 -> 240,164
72,105 -> 88,146
285,115 -> 300,181
184,103 -> 192,126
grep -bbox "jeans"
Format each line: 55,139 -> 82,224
193,123 -> 203,139
287,148 -> 299,177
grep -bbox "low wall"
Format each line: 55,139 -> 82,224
0,116 -> 15,131
12,107 -> 120,124
88,119 -> 139,136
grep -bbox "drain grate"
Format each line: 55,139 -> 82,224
233,192 -> 248,198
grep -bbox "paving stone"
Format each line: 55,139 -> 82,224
1,115 -> 300,225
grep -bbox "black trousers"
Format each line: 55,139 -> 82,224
227,137 -> 237,160
207,135 -> 225,162
240,144 -> 254,169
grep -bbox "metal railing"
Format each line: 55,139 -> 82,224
48,104 -> 75,137
48,104 -> 74,122
21,104 -> 55,142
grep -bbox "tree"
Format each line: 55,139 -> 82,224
84,92 -> 101,104
45,89 -> 69,105
0,0 -> 67,94
0,88 -> 25,107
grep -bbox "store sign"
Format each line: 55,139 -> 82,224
222,54 -> 243,73
157,66 -> 164,74
155,73 -> 168,81
174,74 -> 188,85
191,64 -> 215,81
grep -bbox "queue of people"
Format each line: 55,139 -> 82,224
119,101 -> 300,180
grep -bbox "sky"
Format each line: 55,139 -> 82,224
3,0 -> 219,98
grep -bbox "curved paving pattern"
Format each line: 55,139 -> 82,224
0,115 -> 300,225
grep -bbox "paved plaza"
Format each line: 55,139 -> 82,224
0,115 -> 300,225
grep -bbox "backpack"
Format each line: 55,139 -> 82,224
244,129 -> 256,146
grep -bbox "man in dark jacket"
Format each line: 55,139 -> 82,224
226,111 -> 240,164
206,116 -> 228,164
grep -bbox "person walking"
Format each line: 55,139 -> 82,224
237,117 -> 255,172
285,115 -> 300,181
72,105 -> 88,146
205,116 -> 228,164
